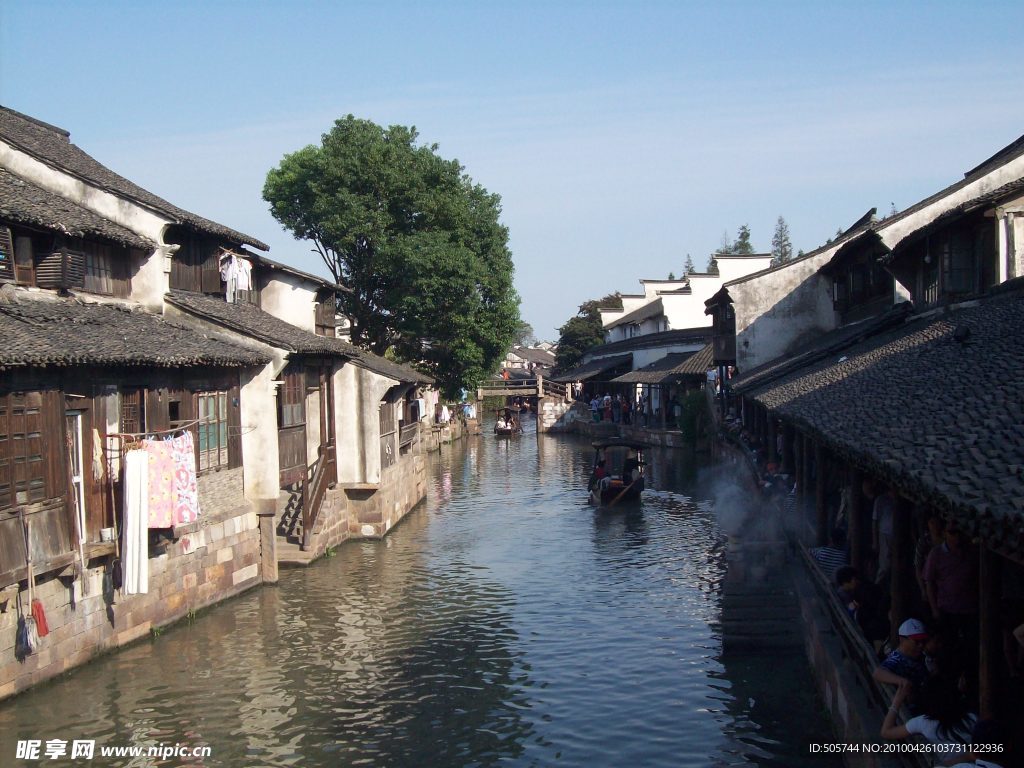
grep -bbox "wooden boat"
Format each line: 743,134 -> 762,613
494,407 -> 523,436
588,439 -> 649,506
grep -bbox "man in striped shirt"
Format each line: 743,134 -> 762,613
811,527 -> 850,581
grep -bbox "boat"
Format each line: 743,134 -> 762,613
494,407 -> 523,436
588,439 -> 649,506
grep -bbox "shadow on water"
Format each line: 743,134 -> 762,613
0,425 -> 838,767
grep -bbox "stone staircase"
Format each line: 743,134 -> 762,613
719,539 -> 803,652
275,486 -> 316,568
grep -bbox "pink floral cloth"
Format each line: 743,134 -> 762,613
170,431 -> 200,525
142,439 -> 175,528
141,432 -> 201,528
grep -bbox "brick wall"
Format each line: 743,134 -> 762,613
0,468 -> 263,700
301,452 -> 428,559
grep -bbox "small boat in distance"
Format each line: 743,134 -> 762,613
588,439 -> 649,506
494,407 -> 523,436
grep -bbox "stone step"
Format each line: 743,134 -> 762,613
276,538 -> 317,568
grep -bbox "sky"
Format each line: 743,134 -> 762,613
2,0 -> 1023,340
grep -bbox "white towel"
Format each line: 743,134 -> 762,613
123,450 -> 149,595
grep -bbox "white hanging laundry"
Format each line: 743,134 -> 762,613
122,450 -> 150,595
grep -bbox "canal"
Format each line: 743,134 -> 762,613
0,423 -> 838,767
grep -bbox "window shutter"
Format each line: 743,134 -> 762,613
36,249 -> 85,290
0,227 -> 13,281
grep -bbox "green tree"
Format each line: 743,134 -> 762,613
513,320 -> 536,347
263,116 -> 519,397
554,293 -> 621,373
733,224 -> 754,255
770,216 -> 792,266
667,271 -> 676,280
684,254 -> 694,274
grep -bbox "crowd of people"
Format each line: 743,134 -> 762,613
724,408 -> 1022,765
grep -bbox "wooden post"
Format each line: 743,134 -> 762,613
889,495 -> 913,649
814,442 -> 827,546
797,433 -> 809,535
978,544 -> 1000,720
767,416 -> 778,464
849,467 -> 865,572
781,424 -> 794,474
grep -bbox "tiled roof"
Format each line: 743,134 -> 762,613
0,168 -> 153,250
586,326 -> 713,357
551,353 -> 633,383
744,286 -> 1024,551
0,106 -> 268,250
165,290 -> 432,384
511,346 -> 556,365
335,340 -> 433,385
611,353 -> 692,384
166,290 -> 347,355
732,303 -> 913,393
675,342 -> 715,375
606,298 -> 664,330
611,344 -> 715,384
0,290 -> 268,370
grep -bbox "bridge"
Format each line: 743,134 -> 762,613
476,375 -> 567,401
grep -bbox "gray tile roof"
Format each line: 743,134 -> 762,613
552,353 -> 633,383
611,344 -> 714,384
166,290 -> 432,385
605,298 -> 665,330
511,346 -> 556,366
732,304 -> 913,393
166,290 -> 344,355
586,326 -> 712,357
742,284 -> 1024,551
0,168 -> 153,250
0,106 -> 268,250
0,290 -> 268,370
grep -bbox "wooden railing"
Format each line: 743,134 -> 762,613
480,378 -> 538,390
301,443 -> 335,551
542,378 -> 566,397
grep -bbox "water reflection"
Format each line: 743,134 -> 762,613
0,429 -> 835,767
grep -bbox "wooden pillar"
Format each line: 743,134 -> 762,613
660,385 -> 667,429
849,467 -> 865,572
781,424 -> 795,474
767,416 -> 778,464
797,433 -> 809,535
814,442 -> 827,546
978,544 -> 1001,720
889,495 -> 913,649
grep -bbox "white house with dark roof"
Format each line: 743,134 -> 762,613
599,254 -> 773,344
726,133 -> 1024,373
0,104 -> 436,699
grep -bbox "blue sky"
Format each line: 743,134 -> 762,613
2,0 -> 1023,339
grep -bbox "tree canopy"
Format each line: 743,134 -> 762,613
263,116 -> 519,398
554,293 -> 621,374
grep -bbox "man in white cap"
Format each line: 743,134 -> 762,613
873,618 -> 930,689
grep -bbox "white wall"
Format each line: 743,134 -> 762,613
334,363 -> 397,485
260,273 -> 317,332
239,363 -> 283,510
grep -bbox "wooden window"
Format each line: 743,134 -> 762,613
0,226 -> 13,282
315,295 -> 337,337
379,401 -> 396,469
278,369 -> 305,428
942,231 -> 975,295
0,392 -> 46,510
120,389 -> 145,434
83,244 -> 114,295
196,391 -> 229,472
